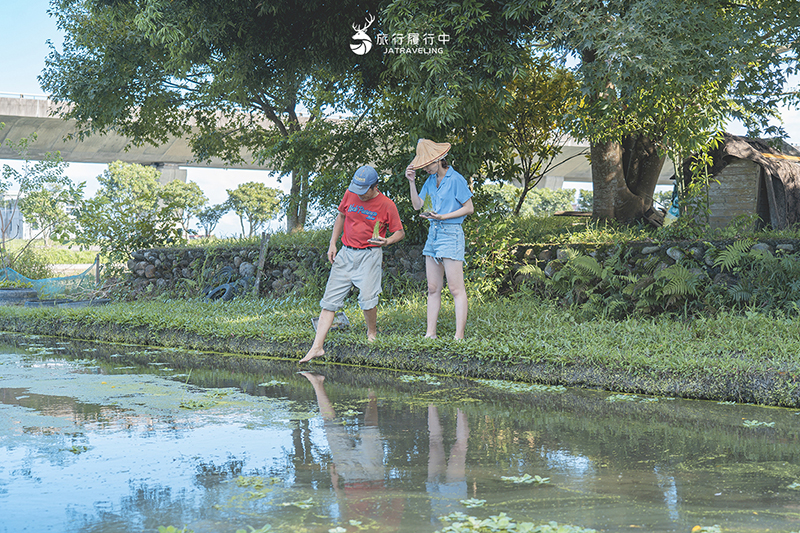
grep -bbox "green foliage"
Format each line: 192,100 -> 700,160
225,182 -> 282,238
42,0 -> 387,231
487,53 -> 583,215
0,131 -> 84,257
0,279 -> 34,289
713,239 -> 755,272
160,180 -> 208,235
485,184 -> 577,217
7,247 -> 55,280
463,212 -> 521,296
5,241 -> 100,264
538,246 -> 709,318
74,161 -> 184,265
196,203 -> 229,237
576,190 -> 592,212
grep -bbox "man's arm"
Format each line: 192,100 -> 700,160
327,211 -> 346,263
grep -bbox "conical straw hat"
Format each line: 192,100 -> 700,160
409,139 -> 451,170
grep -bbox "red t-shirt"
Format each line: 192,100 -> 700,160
338,190 -> 403,249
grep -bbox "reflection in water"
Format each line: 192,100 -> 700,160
427,405 -> 469,523
302,372 -> 405,531
1,335 -> 800,533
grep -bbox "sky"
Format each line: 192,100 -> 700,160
1,1 -> 799,236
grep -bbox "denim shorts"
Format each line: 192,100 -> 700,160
423,222 -> 465,262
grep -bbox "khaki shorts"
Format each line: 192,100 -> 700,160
320,246 -> 382,311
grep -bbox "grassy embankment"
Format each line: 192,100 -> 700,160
0,217 -> 799,407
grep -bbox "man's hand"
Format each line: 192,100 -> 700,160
327,243 -> 337,264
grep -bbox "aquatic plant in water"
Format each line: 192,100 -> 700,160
500,473 -> 550,485
236,525 -> 272,533
476,379 -> 566,394
606,393 -> 660,403
437,513 -> 596,533
398,373 -> 443,385
258,380 -> 286,387
278,498 -> 314,509
460,498 -> 487,508
743,419 -> 775,428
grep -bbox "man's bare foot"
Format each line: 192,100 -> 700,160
299,347 -> 325,363
424,334 -> 437,339
367,333 -> 377,342
300,371 -> 324,386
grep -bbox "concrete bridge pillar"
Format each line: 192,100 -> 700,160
535,175 -> 565,190
152,163 -> 187,185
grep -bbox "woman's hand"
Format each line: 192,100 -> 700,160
405,164 -> 417,182
421,211 -> 444,221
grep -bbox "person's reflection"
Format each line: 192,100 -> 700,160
300,372 -> 403,530
426,405 -> 469,521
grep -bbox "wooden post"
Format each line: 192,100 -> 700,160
253,232 -> 270,297
95,254 -> 100,285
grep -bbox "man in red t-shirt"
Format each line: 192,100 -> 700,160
300,165 -> 404,363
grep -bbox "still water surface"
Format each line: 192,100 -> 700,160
1,334 -> 800,533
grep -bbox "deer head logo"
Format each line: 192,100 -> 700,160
350,13 -> 375,55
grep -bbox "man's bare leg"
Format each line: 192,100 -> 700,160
300,309 -> 335,363
363,306 -> 378,341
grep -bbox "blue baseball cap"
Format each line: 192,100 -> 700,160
348,165 -> 379,195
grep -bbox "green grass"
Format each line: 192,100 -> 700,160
1,292 -> 797,382
5,240 -> 102,264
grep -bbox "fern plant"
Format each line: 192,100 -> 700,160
713,239 -> 755,272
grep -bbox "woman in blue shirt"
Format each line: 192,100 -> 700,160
406,139 -> 474,340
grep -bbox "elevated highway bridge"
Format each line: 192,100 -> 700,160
0,94 -> 675,188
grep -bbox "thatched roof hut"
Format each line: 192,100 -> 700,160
685,133 -> 800,230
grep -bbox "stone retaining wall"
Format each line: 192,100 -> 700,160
126,242 -> 427,297
126,238 -> 800,299
511,238 -> 799,291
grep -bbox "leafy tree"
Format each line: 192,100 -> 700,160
382,0 -> 545,181
493,53 -> 583,216
159,180 -> 208,236
20,182 -> 85,245
577,190 -> 593,212
384,0 -> 800,223
486,183 -> 576,217
226,182 -> 282,238
75,161 -> 183,264
0,132 -> 83,255
196,203 -> 229,238
544,0 -> 800,222
41,0 -> 388,232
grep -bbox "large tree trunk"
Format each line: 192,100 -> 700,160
591,135 -> 666,222
622,134 -> 666,214
591,139 -> 625,220
582,46 -> 666,223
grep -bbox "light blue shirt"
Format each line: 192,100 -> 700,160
419,167 -> 473,225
